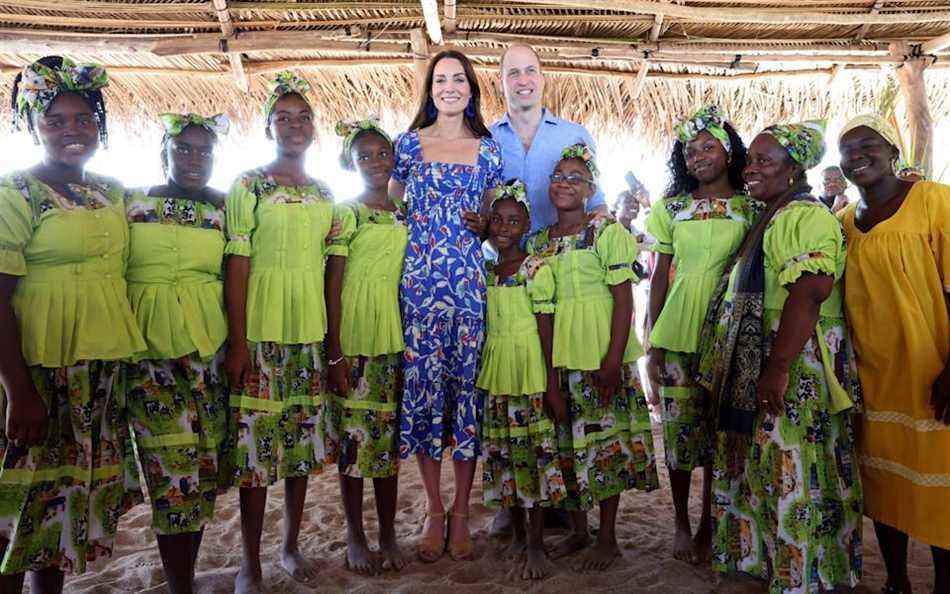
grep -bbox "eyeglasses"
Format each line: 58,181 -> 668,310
549,173 -> 593,186
172,144 -> 214,159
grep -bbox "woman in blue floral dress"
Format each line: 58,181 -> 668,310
389,50 -> 504,562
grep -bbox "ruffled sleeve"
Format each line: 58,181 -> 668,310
644,199 -> 674,255
0,179 -> 32,276
765,202 -> 843,287
391,132 -> 415,184
327,202 -> 357,258
224,173 -> 257,257
922,182 -> 950,292
526,259 -> 555,314
595,221 -> 638,285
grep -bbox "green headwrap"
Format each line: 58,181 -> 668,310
490,179 -> 530,214
159,112 -> 230,138
762,119 -> 827,170
15,57 -> 108,128
560,143 -> 599,178
334,117 -> 392,170
674,105 -> 732,154
263,71 -> 312,118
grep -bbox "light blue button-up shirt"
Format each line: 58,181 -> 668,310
490,109 -> 607,233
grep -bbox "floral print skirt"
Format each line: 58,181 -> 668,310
125,351 -> 229,535
659,350 -> 712,472
482,391 -> 567,509
0,361 -> 142,575
336,354 -> 400,479
227,342 -> 338,488
556,363 -> 658,511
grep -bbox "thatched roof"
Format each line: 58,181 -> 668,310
1,1 -> 949,145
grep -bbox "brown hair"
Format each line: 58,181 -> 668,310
408,50 -> 491,138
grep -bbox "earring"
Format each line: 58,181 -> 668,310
426,98 -> 437,119
465,100 -> 476,118
788,176 -> 795,187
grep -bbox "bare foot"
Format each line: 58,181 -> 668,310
279,547 -> 319,583
574,540 -> 621,571
379,537 -> 407,571
234,565 -> 264,594
692,520 -> 712,565
673,524 -> 695,563
345,533 -> 378,576
489,508 -> 513,538
521,546 -> 554,580
547,532 -> 591,560
504,536 -> 527,561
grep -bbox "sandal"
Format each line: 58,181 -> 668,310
447,511 -> 474,561
416,510 -> 446,563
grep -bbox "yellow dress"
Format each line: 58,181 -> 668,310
840,181 -> 950,549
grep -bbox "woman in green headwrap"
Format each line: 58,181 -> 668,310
124,112 -> 230,594
696,121 -> 863,593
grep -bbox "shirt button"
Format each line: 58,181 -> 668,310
105,273 -> 112,279
103,231 -> 110,237
101,254 -> 107,259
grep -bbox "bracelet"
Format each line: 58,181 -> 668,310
328,355 -> 345,366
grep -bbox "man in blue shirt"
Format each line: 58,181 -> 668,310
490,44 -> 608,234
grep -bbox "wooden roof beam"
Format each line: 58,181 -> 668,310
211,0 -> 248,92
420,0 -> 443,45
444,0 -> 457,34
855,1 -> 886,41
922,30 -> 950,55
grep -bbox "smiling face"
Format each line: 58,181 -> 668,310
549,158 -> 595,211
822,166 -> 847,197
351,132 -> 394,190
431,57 -> 472,117
684,129 -> 729,184
743,133 -> 801,202
34,92 -> 99,168
838,125 -> 899,189
266,93 -> 314,156
488,198 -> 530,250
165,124 -> 215,192
501,45 -> 544,112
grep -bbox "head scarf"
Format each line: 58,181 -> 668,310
159,112 -> 230,139
490,179 -> 530,214
838,113 -> 900,152
263,71 -> 312,118
761,119 -> 827,170
334,117 -> 392,170
675,105 -> 732,154
560,143 -> 599,178
14,57 -> 108,129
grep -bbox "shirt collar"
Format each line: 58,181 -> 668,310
498,107 -> 559,128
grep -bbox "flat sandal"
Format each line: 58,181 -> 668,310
416,510 -> 446,563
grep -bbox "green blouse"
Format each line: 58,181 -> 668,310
0,171 -> 145,368
476,256 -> 555,396
126,192 -> 226,361
646,193 -> 757,353
527,220 -> 643,371
330,201 -> 408,357
224,169 -> 337,344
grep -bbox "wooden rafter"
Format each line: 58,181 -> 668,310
420,0 -> 443,45
855,1 -> 887,40
922,30 -> 950,54
444,0 -> 457,34
211,0 -> 248,92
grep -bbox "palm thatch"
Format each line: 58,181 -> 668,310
1,1 -> 949,145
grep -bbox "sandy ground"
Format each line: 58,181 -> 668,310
55,426 -> 935,594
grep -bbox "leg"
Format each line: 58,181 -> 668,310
416,453 -> 446,562
448,458 -> 477,560
575,495 -> 621,571
156,532 -> 199,594
874,522 -> 911,593
522,507 -> 554,580
669,467 -> 695,563
26,568 -> 64,594
0,540 -> 24,594
489,509 -> 514,538
549,511 -> 591,560
933,544 -> 950,594
505,507 -> 528,560
236,487 -> 267,594
280,475 -> 318,582
373,475 -> 405,571
692,464 -> 713,563
192,529 -> 204,577
340,474 -> 375,575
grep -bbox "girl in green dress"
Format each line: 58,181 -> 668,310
0,57 -> 145,592
527,144 -> 658,572
645,105 -> 755,564
696,121 -> 863,593
324,118 -> 406,576
478,179 -> 567,581
125,112 -> 231,594
223,71 -> 342,593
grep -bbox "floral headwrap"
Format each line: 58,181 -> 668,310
14,57 -> 108,129
761,119 -> 827,170
560,143 -> 599,178
159,112 -> 230,138
674,105 -> 732,154
490,179 -> 530,214
335,117 -> 392,170
263,71 -> 312,118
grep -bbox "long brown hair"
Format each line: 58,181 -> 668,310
409,50 -> 491,137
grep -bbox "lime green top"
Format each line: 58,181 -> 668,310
527,219 -> 643,370
646,193 -> 758,353
224,168 -> 337,344
125,191 -> 227,361
476,256 -> 555,395
725,200 -> 845,316
0,171 -> 146,368
329,200 -> 408,357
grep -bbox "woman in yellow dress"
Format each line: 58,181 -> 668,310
837,114 -> 950,594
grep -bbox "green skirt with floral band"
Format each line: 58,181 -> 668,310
125,351 -> 229,535
335,354 -> 400,479
0,361 -> 142,575
227,342 -> 338,488
556,363 -> 659,511
482,391 -> 567,509
659,350 -> 712,472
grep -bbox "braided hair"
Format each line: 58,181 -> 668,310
663,121 -> 746,200
11,55 -> 109,147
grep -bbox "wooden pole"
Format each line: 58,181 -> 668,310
410,29 -> 429,92
922,30 -> 950,55
443,0 -> 457,34
211,0 -> 249,92
420,0 -> 443,45
890,41 -> 934,177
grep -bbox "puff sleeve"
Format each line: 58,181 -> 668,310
526,259 -> 556,314
644,199 -> 674,255
223,174 -> 258,257
765,202 -> 843,287
0,182 -> 32,276
326,202 -> 357,258
596,221 -> 639,286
